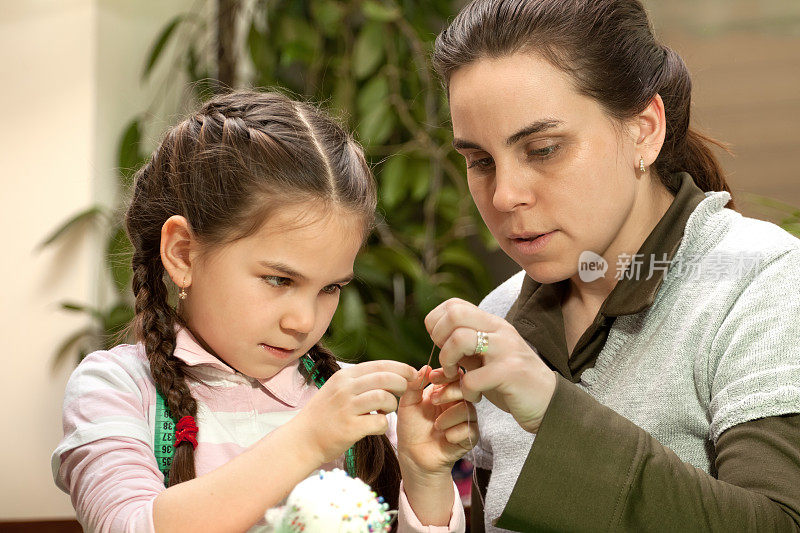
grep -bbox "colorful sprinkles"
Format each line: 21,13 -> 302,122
271,468 -> 395,532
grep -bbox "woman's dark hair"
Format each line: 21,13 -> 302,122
125,90 -> 398,506
433,0 -> 734,207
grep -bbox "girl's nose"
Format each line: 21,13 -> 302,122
492,166 -> 535,212
280,301 -> 316,334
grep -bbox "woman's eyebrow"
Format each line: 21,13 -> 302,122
505,119 -> 563,146
452,138 -> 483,151
452,119 -> 563,151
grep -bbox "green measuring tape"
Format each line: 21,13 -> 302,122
154,388 -> 176,484
153,354 -> 356,485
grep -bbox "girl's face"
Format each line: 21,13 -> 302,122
448,52 -> 642,284
182,204 -> 364,380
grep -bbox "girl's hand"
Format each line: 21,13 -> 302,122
396,366 -> 478,526
425,298 -> 557,434
288,360 -> 416,466
396,366 -> 478,479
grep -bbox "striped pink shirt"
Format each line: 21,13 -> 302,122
52,328 -> 464,532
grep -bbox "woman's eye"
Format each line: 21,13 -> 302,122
527,144 -> 559,160
262,275 -> 290,288
321,284 -> 343,295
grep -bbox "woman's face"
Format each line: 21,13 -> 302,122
448,52 -> 642,284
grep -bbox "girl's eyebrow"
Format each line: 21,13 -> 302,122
452,118 -> 563,151
258,260 -> 354,285
259,260 -> 305,280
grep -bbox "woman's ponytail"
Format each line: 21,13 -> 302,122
654,46 -> 734,206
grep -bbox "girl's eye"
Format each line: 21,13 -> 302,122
262,275 -> 291,288
527,144 -> 560,160
321,284 -> 343,295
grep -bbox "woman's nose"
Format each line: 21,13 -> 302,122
492,166 -> 535,212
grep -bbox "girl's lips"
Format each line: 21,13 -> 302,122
259,343 -> 295,357
509,230 -> 555,255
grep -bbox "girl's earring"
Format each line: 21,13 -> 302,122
178,276 -> 188,300
639,156 -> 646,174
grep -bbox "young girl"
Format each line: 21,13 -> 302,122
52,90 -> 473,532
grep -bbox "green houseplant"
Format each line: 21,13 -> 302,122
45,0 -> 498,368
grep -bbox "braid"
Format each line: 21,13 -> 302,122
128,143 -> 200,486
306,345 -> 401,513
131,248 -> 199,486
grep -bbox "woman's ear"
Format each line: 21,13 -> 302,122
635,93 -> 667,171
160,215 -> 196,289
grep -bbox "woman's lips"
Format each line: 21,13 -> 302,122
508,230 -> 555,255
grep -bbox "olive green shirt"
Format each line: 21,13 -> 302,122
472,173 -> 800,532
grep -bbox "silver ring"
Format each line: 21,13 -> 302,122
474,331 -> 489,355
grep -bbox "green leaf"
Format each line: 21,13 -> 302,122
52,327 -> 96,369
370,246 -> 423,279
356,75 -> 389,116
117,118 -> 144,190
407,159 -> 430,201
379,155 -> 407,209
278,17 -> 319,66
439,244 -> 486,273
413,275 -> 438,314
311,0 -> 345,36
358,103 -> 395,146
362,1 -> 401,22
106,226 -> 134,294
143,15 -> 184,80
354,254 -> 392,289
61,302 -> 103,323
247,22 -> 273,73
38,206 -> 106,249
102,302 -> 134,340
353,22 -> 385,79
331,77 -> 356,122
339,287 -> 367,333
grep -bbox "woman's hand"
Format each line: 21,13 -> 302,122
425,298 -> 557,434
288,360 -> 416,466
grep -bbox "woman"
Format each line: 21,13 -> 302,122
424,0 -> 800,531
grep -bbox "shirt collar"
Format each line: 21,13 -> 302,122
172,328 -> 309,407
509,172 -> 707,322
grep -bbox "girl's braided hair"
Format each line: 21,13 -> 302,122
125,90 -> 398,506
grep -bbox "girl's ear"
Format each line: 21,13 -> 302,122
634,93 -> 667,171
160,215 -> 196,288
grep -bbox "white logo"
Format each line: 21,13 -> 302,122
578,251 -> 608,282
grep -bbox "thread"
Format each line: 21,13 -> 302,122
423,342 -> 485,511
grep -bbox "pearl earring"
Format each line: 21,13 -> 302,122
639,156 -> 646,174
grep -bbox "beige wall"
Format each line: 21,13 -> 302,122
0,0 -> 97,520
646,0 -> 800,219
0,0 -> 190,520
